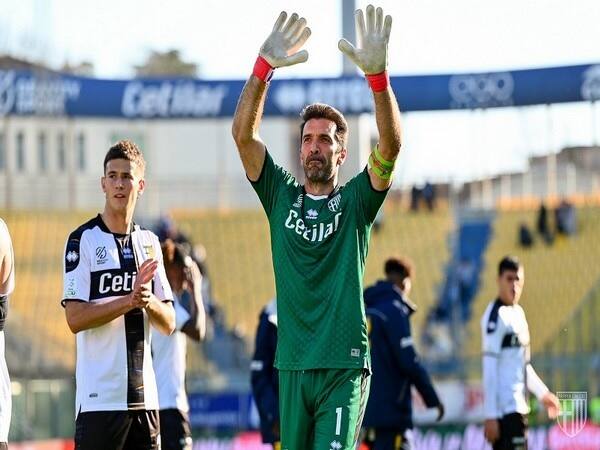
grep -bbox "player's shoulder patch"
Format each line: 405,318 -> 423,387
486,299 -> 502,334
64,238 -> 81,272
64,217 -> 98,273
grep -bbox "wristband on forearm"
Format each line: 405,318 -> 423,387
366,71 -> 389,93
368,145 -> 395,180
253,55 -> 275,83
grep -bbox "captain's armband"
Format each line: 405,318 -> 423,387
368,145 -> 396,180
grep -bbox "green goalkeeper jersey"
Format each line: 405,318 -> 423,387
251,152 -> 388,370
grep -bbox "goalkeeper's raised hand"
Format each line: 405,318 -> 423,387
338,4 -> 392,75
259,12 -> 311,69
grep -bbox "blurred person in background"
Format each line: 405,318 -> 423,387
62,140 -> 175,450
153,239 -> 206,450
0,219 -> 15,450
156,215 -> 218,330
481,256 -> 560,450
250,298 -> 279,449
362,257 -> 444,450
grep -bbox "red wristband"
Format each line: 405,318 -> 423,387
253,55 -> 275,82
366,71 -> 389,92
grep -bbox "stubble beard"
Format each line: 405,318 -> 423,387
303,159 -> 335,184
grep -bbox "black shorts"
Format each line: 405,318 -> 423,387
159,409 -> 192,450
494,412 -> 528,450
75,410 -> 160,450
362,428 -> 413,450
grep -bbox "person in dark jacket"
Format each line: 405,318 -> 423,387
362,257 -> 444,450
250,298 -> 280,449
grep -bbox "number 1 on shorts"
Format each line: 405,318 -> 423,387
335,407 -> 342,435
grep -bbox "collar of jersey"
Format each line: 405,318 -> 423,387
97,214 -> 137,236
306,193 -> 328,200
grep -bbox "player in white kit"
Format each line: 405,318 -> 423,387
481,256 -> 560,450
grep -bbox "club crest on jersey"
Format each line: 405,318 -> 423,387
306,209 -> 318,220
328,193 -> 341,212
96,246 -> 108,265
143,245 -> 155,259
292,193 -> 304,208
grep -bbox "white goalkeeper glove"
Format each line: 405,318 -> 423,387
259,11 -> 311,68
338,4 -> 392,75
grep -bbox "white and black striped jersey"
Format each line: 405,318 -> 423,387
0,218 -> 15,443
62,215 -> 173,414
481,299 -> 548,419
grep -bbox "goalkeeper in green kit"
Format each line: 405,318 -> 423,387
232,5 -> 401,450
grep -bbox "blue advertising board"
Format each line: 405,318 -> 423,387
1,63 -> 599,119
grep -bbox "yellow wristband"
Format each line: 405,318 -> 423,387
368,146 -> 395,180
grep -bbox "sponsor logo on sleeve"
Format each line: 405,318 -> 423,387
65,277 -> 77,298
292,194 -> 304,208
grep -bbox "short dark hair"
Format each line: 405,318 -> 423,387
103,140 -> 146,174
498,255 -> 522,276
384,256 -> 414,281
299,103 -> 348,150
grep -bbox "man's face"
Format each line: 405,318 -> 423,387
497,267 -> 524,305
300,118 -> 347,184
101,158 -> 145,214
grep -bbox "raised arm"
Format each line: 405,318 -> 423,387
339,4 -> 401,191
232,11 -> 311,181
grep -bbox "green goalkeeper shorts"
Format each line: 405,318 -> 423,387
279,368 -> 370,450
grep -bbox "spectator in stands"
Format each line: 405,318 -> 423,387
153,240 -> 206,450
535,202 -> 553,245
62,140 -> 175,450
410,185 -> 421,211
250,298 -> 279,449
422,181 -> 435,211
0,219 -> 15,450
481,256 -> 560,450
362,257 -> 444,450
555,199 -> 576,236
518,223 -> 534,248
